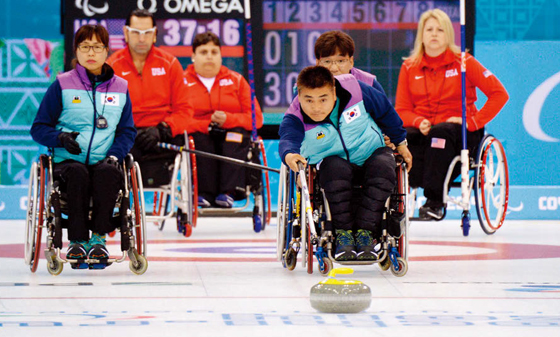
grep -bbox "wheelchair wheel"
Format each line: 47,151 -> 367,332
129,251 -> 148,275
474,135 -> 509,235
130,162 -> 147,257
46,255 -> 63,276
25,160 -> 45,273
285,247 -> 297,271
396,159 -> 409,261
390,257 -> 408,277
276,164 -> 289,261
252,189 -> 265,233
188,136 -> 198,228
176,208 -> 193,237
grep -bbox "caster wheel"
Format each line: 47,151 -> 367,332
285,247 -> 297,271
47,257 -> 63,276
318,258 -> 332,276
390,257 -> 408,277
253,215 -> 262,233
129,253 -> 148,275
462,213 -> 471,237
183,223 -> 193,237
379,256 -> 391,271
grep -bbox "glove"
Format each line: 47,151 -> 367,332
208,122 -> 226,139
58,131 -> 82,155
136,123 -> 172,151
101,155 -> 120,168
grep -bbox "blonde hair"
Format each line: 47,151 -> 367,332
406,8 -> 460,65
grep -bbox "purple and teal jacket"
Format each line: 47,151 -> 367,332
31,64 -> 135,164
279,74 -> 405,166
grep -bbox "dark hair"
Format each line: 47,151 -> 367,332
314,30 -> 355,59
297,66 -> 335,92
74,24 -> 109,53
125,9 -> 156,27
192,32 -> 221,53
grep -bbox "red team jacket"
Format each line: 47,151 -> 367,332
107,46 -> 194,136
183,64 -> 263,134
395,49 -> 509,131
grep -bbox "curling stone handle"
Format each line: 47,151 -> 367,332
328,267 -> 354,278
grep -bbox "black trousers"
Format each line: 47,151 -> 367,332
318,147 -> 396,235
54,160 -> 122,241
407,123 -> 483,203
191,127 -> 251,202
130,133 -> 185,187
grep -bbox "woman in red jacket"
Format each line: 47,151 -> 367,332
395,8 -> 508,220
184,32 -> 263,208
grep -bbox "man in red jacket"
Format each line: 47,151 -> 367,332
107,9 -> 193,186
184,32 -> 263,208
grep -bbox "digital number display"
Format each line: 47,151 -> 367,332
261,0 -> 460,112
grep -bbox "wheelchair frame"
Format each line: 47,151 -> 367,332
276,156 -> 409,277
24,154 -> 148,275
409,134 -> 509,236
150,132 -> 272,236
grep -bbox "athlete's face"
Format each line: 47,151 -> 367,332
124,16 -> 156,56
298,85 -> 337,122
192,42 -> 222,78
422,17 -> 448,57
76,35 -> 108,75
316,50 -> 354,76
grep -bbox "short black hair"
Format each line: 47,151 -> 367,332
314,30 -> 355,59
192,32 -> 221,53
297,66 -> 335,92
126,9 -> 155,27
74,24 -> 109,53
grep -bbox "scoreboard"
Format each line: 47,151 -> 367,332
63,0 -> 472,116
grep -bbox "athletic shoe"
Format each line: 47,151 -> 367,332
215,193 -> 234,208
198,196 -> 212,208
418,199 -> 445,220
334,229 -> 357,261
88,233 -> 109,260
66,241 -> 89,260
355,229 -> 378,260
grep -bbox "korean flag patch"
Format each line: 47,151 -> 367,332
101,93 -> 119,106
343,105 -> 361,124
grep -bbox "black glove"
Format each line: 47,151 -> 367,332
136,123 -> 172,151
101,155 -> 120,168
208,122 -> 226,139
58,131 -> 81,155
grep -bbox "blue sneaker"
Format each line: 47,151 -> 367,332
198,196 -> 212,208
355,229 -> 378,260
66,240 -> 89,260
334,229 -> 357,261
215,193 -> 234,208
88,233 -> 109,260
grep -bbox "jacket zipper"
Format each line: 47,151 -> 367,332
85,83 -> 97,165
327,118 -> 350,162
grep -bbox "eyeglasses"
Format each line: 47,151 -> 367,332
319,59 -> 350,67
126,26 -> 157,36
77,45 -> 107,53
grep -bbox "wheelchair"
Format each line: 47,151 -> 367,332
276,155 -> 409,277
148,132 -> 272,236
409,134 -> 509,236
24,154 -> 148,275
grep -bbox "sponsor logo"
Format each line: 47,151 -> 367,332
523,70 -> 560,142
101,94 -> 119,106
316,131 -> 325,140
163,0 -> 245,14
152,67 -> 166,76
72,96 -> 81,103
415,75 -> 424,80
445,68 -> 459,78
121,71 -> 131,76
187,82 -> 196,87
538,196 -> 560,211
219,78 -> 234,86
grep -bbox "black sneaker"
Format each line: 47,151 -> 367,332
418,200 -> 445,220
334,229 -> 357,261
88,233 -> 109,260
66,241 -> 88,260
355,229 -> 379,260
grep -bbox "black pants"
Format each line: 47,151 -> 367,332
191,127 -> 251,202
407,123 -> 483,203
318,147 -> 396,235
130,133 -> 185,187
54,160 -> 122,241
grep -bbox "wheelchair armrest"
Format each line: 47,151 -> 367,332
125,153 -> 135,170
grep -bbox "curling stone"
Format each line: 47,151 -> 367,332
310,267 -> 371,313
